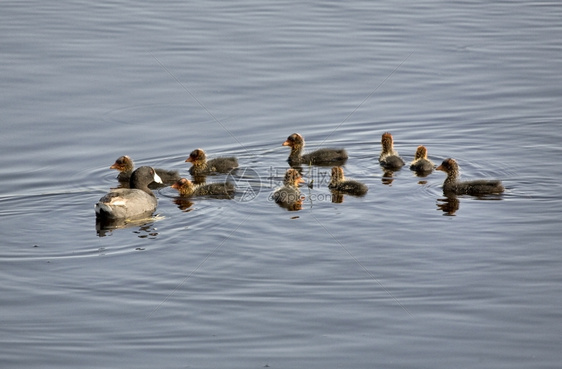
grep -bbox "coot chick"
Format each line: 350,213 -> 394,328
282,133 -> 348,166
95,166 -> 163,220
328,166 -> 368,196
436,158 -> 504,195
272,168 -> 305,207
110,155 -> 180,184
409,145 -> 435,174
379,132 -> 405,169
171,177 -> 235,198
185,149 -> 238,176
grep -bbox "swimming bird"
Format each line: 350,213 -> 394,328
185,148 -> 238,176
95,166 -> 163,219
436,158 -> 505,195
171,177 -> 235,198
282,133 -> 348,166
409,145 -> 435,174
379,132 -> 405,169
328,166 -> 368,196
272,168 -> 305,208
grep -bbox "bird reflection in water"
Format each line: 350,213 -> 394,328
331,192 -> 344,204
96,216 -> 159,238
437,194 -> 503,216
173,197 -> 194,212
381,170 -> 396,185
133,223 -> 159,239
278,197 -> 304,211
413,169 -> 432,179
437,196 -> 460,216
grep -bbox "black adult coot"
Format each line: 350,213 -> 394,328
272,168 -> 305,208
409,145 -> 435,174
110,155 -> 180,184
436,158 -> 505,195
185,149 -> 238,176
328,166 -> 368,196
95,166 -> 163,219
378,132 -> 405,169
171,177 -> 235,198
282,133 -> 348,166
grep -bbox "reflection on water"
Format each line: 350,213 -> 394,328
331,191 -> 344,204
437,196 -> 461,216
437,194 -> 505,216
329,189 -> 368,204
173,197 -> 195,211
273,195 -> 303,211
133,223 -> 159,239
413,171 -> 432,179
95,215 -> 160,237
381,169 -> 397,185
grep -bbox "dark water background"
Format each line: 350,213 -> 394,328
1,1 -> 562,368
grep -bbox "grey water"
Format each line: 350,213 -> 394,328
1,1 -> 562,368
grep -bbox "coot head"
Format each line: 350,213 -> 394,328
282,133 -> 305,148
436,158 -> 458,174
414,145 -> 428,160
185,149 -> 206,164
110,155 -> 134,172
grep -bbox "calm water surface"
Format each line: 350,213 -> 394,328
1,1 -> 562,368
